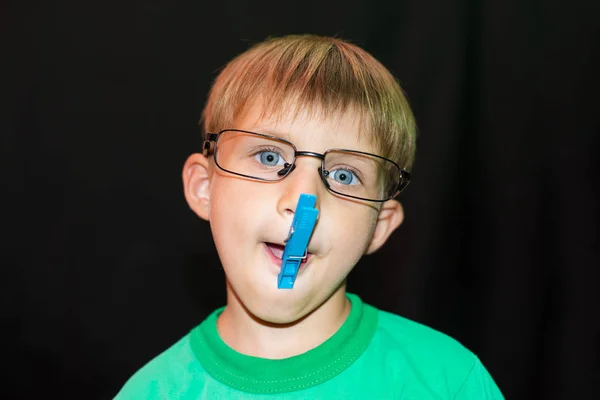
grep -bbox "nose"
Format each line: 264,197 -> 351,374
276,158 -> 325,217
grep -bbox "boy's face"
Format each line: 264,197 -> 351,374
184,102 -> 403,324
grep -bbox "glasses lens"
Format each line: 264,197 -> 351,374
323,150 -> 400,201
215,130 -> 295,180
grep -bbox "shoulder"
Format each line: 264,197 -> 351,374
114,333 -> 203,400
375,308 -> 475,369
363,306 -> 503,398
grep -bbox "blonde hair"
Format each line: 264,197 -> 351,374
201,35 -> 416,169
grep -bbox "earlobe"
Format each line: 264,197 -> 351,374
365,200 -> 404,255
182,153 -> 212,221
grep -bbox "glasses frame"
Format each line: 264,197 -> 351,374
203,129 -> 411,202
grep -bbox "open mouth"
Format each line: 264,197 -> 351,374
264,242 -> 311,264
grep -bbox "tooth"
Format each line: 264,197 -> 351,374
271,246 -> 283,259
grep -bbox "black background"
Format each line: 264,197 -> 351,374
2,0 -> 599,399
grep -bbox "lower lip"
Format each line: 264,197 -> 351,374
263,243 -> 312,269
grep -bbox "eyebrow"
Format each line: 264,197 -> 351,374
251,127 -> 291,141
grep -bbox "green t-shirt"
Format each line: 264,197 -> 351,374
115,294 -> 504,399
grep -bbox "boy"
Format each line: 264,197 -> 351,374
115,35 -> 504,399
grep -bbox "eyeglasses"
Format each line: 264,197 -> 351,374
203,129 -> 411,202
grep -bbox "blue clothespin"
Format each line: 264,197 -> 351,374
277,194 -> 319,289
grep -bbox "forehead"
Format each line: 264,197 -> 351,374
235,100 -> 379,154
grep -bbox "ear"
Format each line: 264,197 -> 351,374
365,199 -> 404,255
182,153 -> 212,221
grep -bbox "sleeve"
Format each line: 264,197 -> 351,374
452,357 -> 505,400
113,376 -> 161,400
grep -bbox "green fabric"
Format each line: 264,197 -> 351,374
115,294 -> 504,399
190,293 -> 378,394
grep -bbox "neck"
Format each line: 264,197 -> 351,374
216,285 -> 351,359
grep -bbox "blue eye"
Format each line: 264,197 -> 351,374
331,169 -> 358,185
257,151 -> 284,166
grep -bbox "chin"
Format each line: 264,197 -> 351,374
250,304 -> 312,326
238,284 -> 317,326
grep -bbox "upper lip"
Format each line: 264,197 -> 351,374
264,241 -> 316,255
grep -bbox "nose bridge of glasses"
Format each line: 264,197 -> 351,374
282,151 -> 326,179
294,151 -> 325,161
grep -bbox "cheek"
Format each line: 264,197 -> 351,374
208,179 -> 253,250
208,177 -> 274,250
325,204 -> 378,263
209,177 -> 258,218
